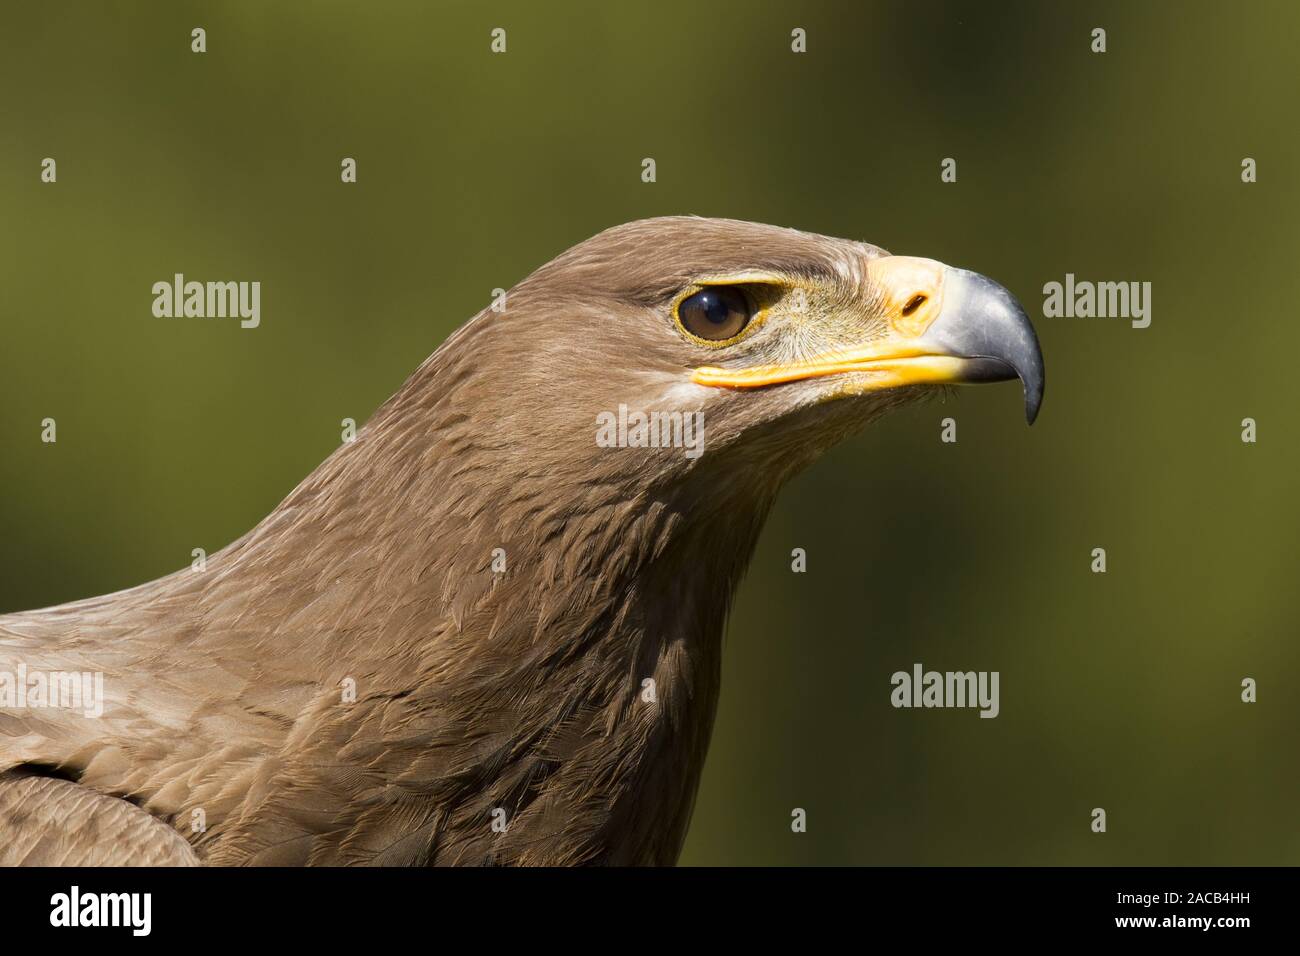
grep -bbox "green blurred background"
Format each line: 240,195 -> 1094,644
1,1 -> 1296,865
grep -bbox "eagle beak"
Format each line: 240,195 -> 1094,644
917,265 -> 1045,424
691,257 -> 1045,424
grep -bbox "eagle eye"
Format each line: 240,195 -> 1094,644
677,286 -> 753,342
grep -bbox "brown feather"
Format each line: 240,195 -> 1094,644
0,218 -> 903,865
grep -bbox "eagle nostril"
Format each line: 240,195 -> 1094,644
902,294 -> 927,317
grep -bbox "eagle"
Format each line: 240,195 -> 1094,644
0,217 -> 1042,865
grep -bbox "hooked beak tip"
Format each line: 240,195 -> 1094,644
922,266 -> 1045,426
